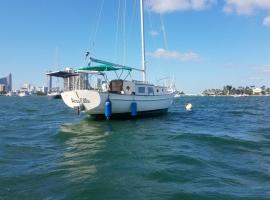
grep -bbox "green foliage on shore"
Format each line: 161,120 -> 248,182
36,91 -> 46,96
203,85 -> 270,96
0,91 -> 7,95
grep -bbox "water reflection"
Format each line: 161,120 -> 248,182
56,118 -> 144,184
56,119 -> 107,182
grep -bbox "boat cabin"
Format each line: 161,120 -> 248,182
107,79 -> 167,96
109,80 -> 135,95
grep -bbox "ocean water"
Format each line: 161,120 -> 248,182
0,96 -> 270,200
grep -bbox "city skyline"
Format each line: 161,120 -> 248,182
0,0 -> 270,93
1,71 -> 269,95
0,73 -> 12,92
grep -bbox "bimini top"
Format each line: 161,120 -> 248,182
77,64 -> 131,72
77,57 -> 142,72
46,70 -> 79,78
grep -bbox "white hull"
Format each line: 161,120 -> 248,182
174,93 -> 181,98
48,92 -> 62,99
61,90 -> 174,116
18,92 -> 30,97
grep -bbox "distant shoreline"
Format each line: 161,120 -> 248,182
184,94 -> 270,97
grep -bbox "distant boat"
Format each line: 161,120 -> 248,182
18,91 -> 30,97
174,93 -> 181,98
6,91 -> 16,96
233,94 -> 247,98
47,92 -> 62,99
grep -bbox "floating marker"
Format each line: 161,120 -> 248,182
185,103 -> 192,111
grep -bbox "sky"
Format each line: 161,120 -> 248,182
0,0 -> 270,93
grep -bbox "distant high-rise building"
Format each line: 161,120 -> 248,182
0,84 -> 6,93
63,68 -> 88,91
7,73 -> 12,92
0,73 -> 12,92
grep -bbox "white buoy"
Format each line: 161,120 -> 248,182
185,103 -> 192,111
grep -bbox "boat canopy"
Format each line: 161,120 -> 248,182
46,71 -> 79,78
77,64 -> 132,72
76,56 -> 144,72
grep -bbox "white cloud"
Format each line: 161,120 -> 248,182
263,16 -> 270,27
249,64 -> 270,82
223,0 -> 270,15
150,48 -> 200,61
248,76 -> 262,80
150,31 -> 159,36
262,64 -> 270,72
146,0 -> 216,14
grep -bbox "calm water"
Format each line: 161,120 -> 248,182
0,96 -> 270,200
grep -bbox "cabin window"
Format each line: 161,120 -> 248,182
138,87 -> 145,93
157,89 -> 159,93
148,87 -> 154,95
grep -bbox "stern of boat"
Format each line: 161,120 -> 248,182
61,90 -> 104,113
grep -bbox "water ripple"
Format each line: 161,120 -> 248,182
1,96 -> 270,199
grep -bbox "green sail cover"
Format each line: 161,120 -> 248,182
77,64 -> 132,72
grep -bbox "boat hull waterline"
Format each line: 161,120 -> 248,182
61,90 -> 174,117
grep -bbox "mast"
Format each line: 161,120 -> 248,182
140,0 -> 146,82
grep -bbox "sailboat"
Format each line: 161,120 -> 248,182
59,0 -> 174,119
